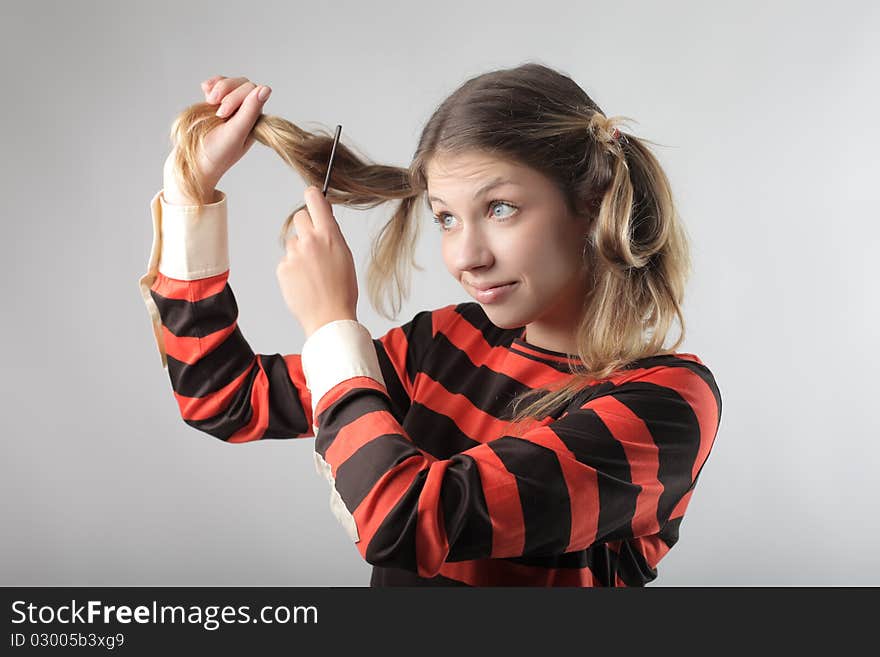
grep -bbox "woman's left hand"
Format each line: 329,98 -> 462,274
276,186 -> 359,338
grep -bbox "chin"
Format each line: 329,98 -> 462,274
478,304 -> 529,330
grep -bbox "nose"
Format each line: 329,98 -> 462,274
450,224 -> 495,273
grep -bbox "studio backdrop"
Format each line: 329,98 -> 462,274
1,0 -> 877,586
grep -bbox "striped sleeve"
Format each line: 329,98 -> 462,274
139,189 -> 431,445
301,323 -> 720,578
139,188 -> 315,442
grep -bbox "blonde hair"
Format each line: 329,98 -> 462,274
167,62 -> 691,435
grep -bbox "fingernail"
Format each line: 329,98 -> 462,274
257,86 -> 271,101
215,106 -> 225,117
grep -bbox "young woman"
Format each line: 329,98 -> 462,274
140,63 -> 722,586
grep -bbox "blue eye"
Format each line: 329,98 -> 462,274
432,201 -> 518,232
432,213 -> 455,230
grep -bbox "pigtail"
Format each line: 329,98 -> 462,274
166,103 -> 424,321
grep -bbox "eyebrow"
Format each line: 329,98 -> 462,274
427,177 -> 520,205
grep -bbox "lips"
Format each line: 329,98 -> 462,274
468,281 -> 518,304
467,281 -> 517,292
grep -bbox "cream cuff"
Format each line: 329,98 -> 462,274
301,318 -> 386,546
138,188 -> 228,369
300,319 -> 386,434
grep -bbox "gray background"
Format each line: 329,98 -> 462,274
2,0 -> 877,586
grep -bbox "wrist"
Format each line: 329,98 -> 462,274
304,314 -> 359,340
162,176 -> 218,206
163,162 -> 217,206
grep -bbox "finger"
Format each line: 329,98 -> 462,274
201,75 -> 224,97
291,206 -> 314,238
207,75 -> 249,104
215,80 -> 256,118
282,237 -> 298,259
303,186 -> 340,236
226,84 -> 271,139
202,75 -> 223,91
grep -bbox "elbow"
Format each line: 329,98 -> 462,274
357,490 -> 448,578
361,533 -> 447,579
331,457 -> 448,577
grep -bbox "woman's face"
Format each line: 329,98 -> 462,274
425,150 -> 590,354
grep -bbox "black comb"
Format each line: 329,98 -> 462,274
280,124 -> 343,246
322,124 -> 342,196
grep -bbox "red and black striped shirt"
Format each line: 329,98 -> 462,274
147,265 -> 722,587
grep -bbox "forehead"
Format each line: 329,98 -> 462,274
425,151 -> 535,189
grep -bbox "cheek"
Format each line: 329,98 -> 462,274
437,225 -> 571,279
506,239 -> 540,271
529,234 -> 581,281
440,242 -> 456,277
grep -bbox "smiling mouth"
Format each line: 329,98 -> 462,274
468,281 -> 518,303
467,281 -> 517,292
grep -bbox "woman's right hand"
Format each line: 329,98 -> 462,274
163,75 -> 272,203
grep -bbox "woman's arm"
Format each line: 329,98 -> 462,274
140,186 -> 431,443
140,187 -> 315,442
162,169 -> 207,206
301,324 -> 722,578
